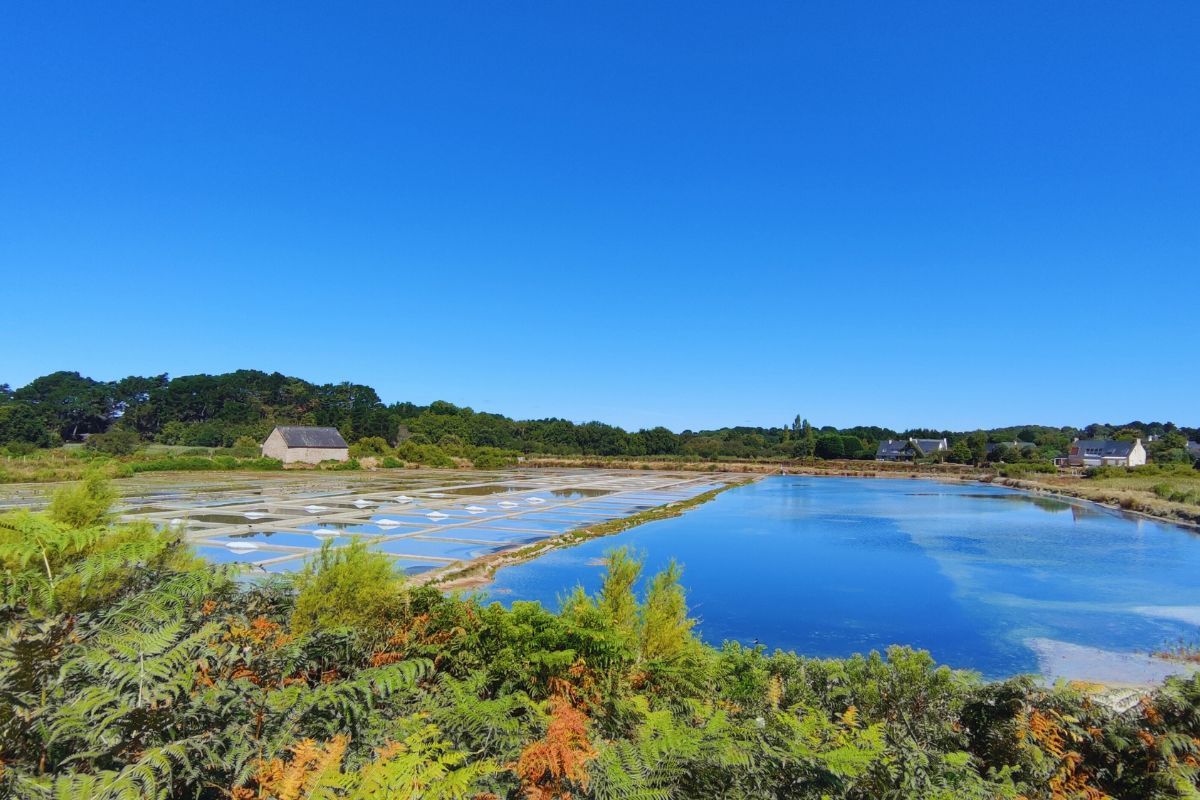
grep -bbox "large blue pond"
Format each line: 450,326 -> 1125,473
485,477 -> 1200,678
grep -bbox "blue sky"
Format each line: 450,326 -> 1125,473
2,2 -> 1197,432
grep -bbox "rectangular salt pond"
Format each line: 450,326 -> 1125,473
434,528 -> 549,544
195,545 -> 295,565
0,467 -> 735,580
218,530 -> 359,548
473,518 -> 570,533
484,476 -> 1200,682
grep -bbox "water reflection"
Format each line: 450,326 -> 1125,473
487,477 -> 1200,679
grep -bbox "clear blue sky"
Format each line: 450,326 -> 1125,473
3,2 -> 1197,432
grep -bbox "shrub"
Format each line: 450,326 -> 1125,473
48,471 -> 118,528
82,429 -> 141,455
242,456 -> 283,470
350,436 -> 391,458
231,435 -> 260,458
997,462 -> 1056,478
4,441 -> 38,457
290,539 -> 408,637
1152,483 -> 1200,505
381,455 -> 403,468
395,441 -> 456,468
328,458 -> 362,471
471,447 -> 518,469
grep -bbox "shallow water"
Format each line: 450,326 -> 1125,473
485,477 -> 1200,679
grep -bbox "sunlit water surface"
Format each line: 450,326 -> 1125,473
485,477 -> 1200,678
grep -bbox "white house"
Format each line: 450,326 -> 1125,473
261,426 -> 350,464
1066,438 -> 1146,468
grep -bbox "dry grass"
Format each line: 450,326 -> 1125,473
999,468 -> 1200,529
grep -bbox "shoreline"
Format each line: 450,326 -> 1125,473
529,457 -> 1200,533
426,477 -> 754,591
989,477 -> 1200,533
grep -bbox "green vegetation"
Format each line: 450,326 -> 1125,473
4,478 -> 1200,798
290,540 -> 410,638
4,370 -> 1197,471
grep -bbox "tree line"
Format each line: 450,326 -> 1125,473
2,369 -> 1197,464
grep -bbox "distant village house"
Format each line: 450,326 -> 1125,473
875,438 -> 949,462
1066,438 -> 1147,468
261,426 -> 350,464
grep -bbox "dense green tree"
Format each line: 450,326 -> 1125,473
638,426 -> 680,455
839,435 -> 866,459
0,402 -> 53,448
1150,432 -> 1192,463
967,431 -> 989,464
949,439 -> 974,464
82,428 -> 141,455
12,370 -> 113,440
815,433 -> 844,459
1,369 -> 1192,466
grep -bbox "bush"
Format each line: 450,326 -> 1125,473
82,429 -> 141,456
1152,483 -> 1200,505
47,472 -> 118,528
1088,463 -> 1196,480
381,455 -> 403,468
231,435 -> 260,458
471,447 -> 519,469
997,462 -> 1057,478
394,441 -> 456,468
290,539 -> 408,638
350,436 -> 391,458
4,441 -> 38,457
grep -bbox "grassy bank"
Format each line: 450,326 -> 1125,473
0,447 -> 290,484
433,478 -> 752,590
996,467 -> 1200,529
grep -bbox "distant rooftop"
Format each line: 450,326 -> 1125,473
273,426 -> 348,449
1072,439 -> 1137,457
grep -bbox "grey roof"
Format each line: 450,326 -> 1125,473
1187,441 -> 1200,456
1073,439 -> 1136,457
911,438 -> 947,456
876,440 -> 908,456
274,426 -> 349,449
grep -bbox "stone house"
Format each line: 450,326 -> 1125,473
261,426 -> 350,464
